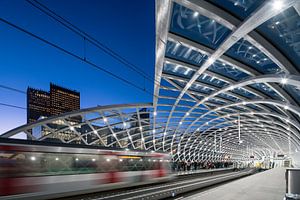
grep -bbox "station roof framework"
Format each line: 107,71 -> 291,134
1,0 -> 300,163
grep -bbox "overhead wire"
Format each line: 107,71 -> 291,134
0,17 -> 159,99
0,102 -> 26,110
25,0 -> 161,87
0,84 -> 26,94
0,85 -> 26,109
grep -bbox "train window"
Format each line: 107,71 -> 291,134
0,150 -> 168,177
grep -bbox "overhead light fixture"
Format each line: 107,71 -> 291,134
207,57 -> 215,65
284,105 -> 289,110
186,112 -> 190,116
281,78 -> 287,84
193,12 -> 199,17
272,0 -> 283,10
103,117 -> 107,122
179,121 -> 182,125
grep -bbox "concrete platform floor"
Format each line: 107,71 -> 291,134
185,167 -> 286,200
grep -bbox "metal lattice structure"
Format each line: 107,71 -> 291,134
2,0 -> 300,163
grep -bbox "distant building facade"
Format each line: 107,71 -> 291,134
27,83 -> 80,123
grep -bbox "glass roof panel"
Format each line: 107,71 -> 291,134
257,7 -> 300,69
163,62 -> 195,78
217,92 -> 240,102
249,83 -> 285,101
206,0 -> 264,20
165,40 -> 207,66
246,104 -> 263,111
283,85 -> 300,105
190,83 -> 215,95
231,87 -> 259,99
225,38 -> 283,74
207,98 -> 226,105
208,60 -> 251,81
197,73 -> 229,88
170,2 -> 232,49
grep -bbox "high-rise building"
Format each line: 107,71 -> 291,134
27,88 -> 51,123
50,83 -> 80,116
27,83 -> 80,123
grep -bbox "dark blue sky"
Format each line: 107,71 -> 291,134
0,0 -> 155,134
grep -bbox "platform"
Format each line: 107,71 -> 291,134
185,167 -> 286,200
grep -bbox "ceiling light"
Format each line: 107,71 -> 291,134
284,105 -> 289,110
207,57 -> 215,65
153,111 -> 157,116
272,0 -> 283,10
275,21 -> 280,25
193,12 -> 199,17
103,117 -> 107,122
153,129 -> 156,133
281,78 -> 287,84
70,126 -> 74,131
186,112 -> 190,116
179,121 -> 182,125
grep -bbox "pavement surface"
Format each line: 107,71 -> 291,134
184,167 -> 286,200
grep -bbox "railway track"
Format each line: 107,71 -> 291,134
58,168 -> 255,200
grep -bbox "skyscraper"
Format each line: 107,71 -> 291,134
27,88 -> 51,123
27,83 -> 80,123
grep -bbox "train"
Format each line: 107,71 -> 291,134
0,138 -> 174,200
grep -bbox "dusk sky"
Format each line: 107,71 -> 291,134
0,0 -> 155,134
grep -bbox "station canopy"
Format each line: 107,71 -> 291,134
2,0 -> 300,163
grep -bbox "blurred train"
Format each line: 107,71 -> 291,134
0,138 -> 174,200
